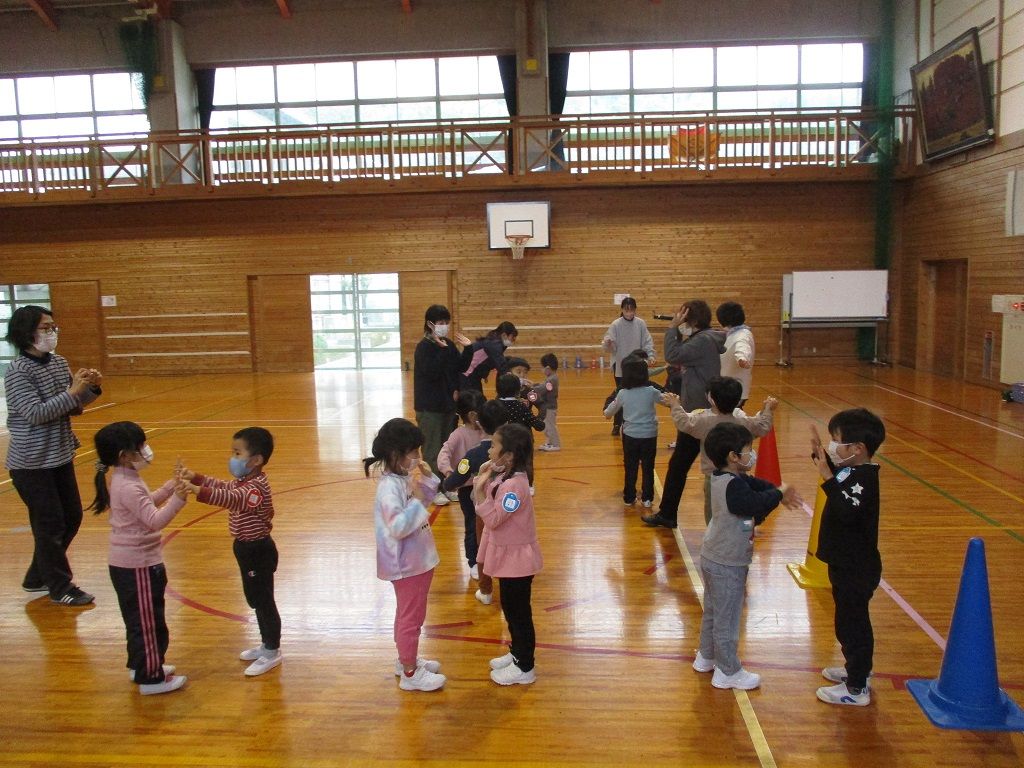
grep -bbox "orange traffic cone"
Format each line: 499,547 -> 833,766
754,427 -> 782,487
786,486 -> 831,589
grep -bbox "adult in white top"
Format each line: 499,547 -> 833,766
602,297 -> 655,436
716,301 -> 754,406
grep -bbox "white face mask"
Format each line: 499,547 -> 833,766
432,323 -> 449,338
827,440 -> 854,465
681,325 -> 694,338
34,332 -> 58,354
502,336 -> 513,348
131,444 -> 154,470
738,449 -> 757,469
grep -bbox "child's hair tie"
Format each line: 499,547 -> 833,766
95,461 -> 108,473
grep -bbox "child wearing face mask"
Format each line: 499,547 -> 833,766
179,427 -> 281,677
693,423 -> 796,691
661,376 -> 777,524
88,421 -> 190,695
810,408 -> 886,707
364,418 -> 446,692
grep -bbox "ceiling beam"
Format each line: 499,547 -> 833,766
401,0 -> 412,13
276,0 -> 292,18
26,0 -> 58,30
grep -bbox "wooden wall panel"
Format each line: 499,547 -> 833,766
0,183 -> 885,376
896,142 -> 1024,387
49,280 -> 102,372
249,274 -> 312,373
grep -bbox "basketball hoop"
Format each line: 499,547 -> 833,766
507,235 -> 531,260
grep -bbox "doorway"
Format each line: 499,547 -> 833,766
917,259 -> 967,378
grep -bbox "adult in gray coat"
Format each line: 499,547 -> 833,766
642,299 -> 725,529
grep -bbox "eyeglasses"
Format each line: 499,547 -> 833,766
37,325 -> 59,336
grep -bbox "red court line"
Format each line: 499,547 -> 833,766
425,621 -> 474,630
165,585 -> 250,623
643,553 -> 674,575
543,592 -> 611,613
551,476 -> 590,485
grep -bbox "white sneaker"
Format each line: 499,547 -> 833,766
239,644 -> 265,661
445,490 -> 459,502
538,444 -> 560,452
667,441 -> 677,449
692,650 -> 715,673
711,667 -> 761,690
816,682 -> 870,706
490,662 -> 536,686
432,492 -> 450,506
398,665 -> 446,691
475,589 -> 493,605
129,664 -> 175,681
642,500 -> 653,508
822,666 -> 873,688
245,650 -> 282,676
489,651 -> 515,670
394,658 -> 442,676
469,564 -> 479,580
140,674 -> 187,695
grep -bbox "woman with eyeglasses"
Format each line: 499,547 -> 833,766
4,304 -> 103,606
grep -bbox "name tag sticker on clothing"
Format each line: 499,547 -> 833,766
500,492 -> 521,513
246,490 -> 263,508
835,467 -> 852,483
546,382 -> 553,391
527,390 -> 539,403
458,458 -> 470,474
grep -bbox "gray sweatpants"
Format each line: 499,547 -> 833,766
698,555 -> 749,675
543,408 -> 560,448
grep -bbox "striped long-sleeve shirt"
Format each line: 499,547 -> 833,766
4,352 -> 100,470
193,471 -> 274,541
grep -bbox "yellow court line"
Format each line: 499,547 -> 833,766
788,385 -> 1024,506
655,473 -> 778,768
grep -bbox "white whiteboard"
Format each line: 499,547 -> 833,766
790,270 -> 888,320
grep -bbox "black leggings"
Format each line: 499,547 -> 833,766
498,575 -> 536,672
233,537 -> 282,650
657,432 -> 702,522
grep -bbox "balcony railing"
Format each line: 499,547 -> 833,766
0,108 -> 915,202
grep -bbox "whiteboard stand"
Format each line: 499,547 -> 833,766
778,318 -> 888,366
776,293 -> 794,367
870,321 -> 890,366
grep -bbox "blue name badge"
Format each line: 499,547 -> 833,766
501,492 -> 521,513
835,467 -> 852,483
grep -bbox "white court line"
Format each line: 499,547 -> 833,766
871,383 -> 1023,440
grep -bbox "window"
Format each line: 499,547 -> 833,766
564,42 -> 864,116
0,284 -> 51,374
310,273 -> 400,370
212,55 -> 508,130
0,73 -> 149,140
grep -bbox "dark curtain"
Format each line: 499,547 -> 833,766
547,52 -> 570,170
497,55 -> 517,174
194,68 -> 216,131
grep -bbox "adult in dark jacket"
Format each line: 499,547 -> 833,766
413,304 -> 471,505
642,299 -> 725,529
459,321 -> 518,394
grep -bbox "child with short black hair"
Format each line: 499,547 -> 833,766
363,418 -> 446,692
661,376 -> 776,524
811,408 -> 886,707
179,427 -> 282,677
603,355 -> 667,509
437,389 -> 487,580
442,399 -> 509,605
89,421 -> 189,695
473,423 -> 543,685
694,422 -> 795,690
531,353 -> 561,452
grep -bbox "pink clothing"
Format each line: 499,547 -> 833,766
374,471 -> 441,581
107,467 -> 186,568
437,424 -> 484,487
193,471 -> 274,541
476,471 -> 542,578
392,568 -> 434,665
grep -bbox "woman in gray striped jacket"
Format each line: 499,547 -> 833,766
5,305 -> 102,606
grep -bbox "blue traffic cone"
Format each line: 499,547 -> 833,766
907,538 -> 1024,731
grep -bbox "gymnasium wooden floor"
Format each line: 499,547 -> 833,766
1,363 -> 1022,767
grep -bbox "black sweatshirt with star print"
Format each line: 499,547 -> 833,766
815,460 -> 881,572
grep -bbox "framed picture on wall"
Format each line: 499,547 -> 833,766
911,27 -> 995,161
